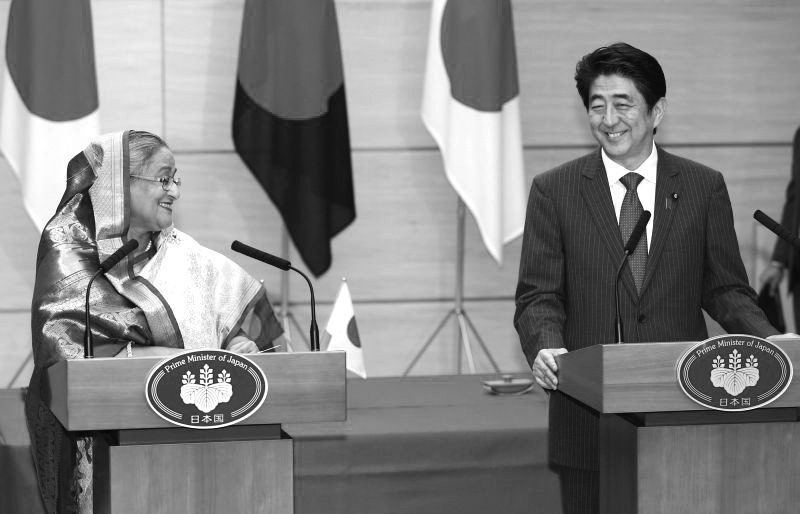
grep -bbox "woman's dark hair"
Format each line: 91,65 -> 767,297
574,42 -> 666,113
128,130 -> 169,173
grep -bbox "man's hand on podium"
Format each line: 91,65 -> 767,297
533,348 -> 567,390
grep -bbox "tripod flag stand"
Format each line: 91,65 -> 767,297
403,199 -> 501,376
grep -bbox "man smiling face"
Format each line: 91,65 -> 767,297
588,73 -> 665,170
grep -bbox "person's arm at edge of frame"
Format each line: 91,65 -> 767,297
761,127 -> 800,295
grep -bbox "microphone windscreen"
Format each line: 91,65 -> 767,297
99,239 -> 139,272
754,210 -> 783,234
623,210 -> 651,253
231,240 -> 291,270
754,210 -> 800,249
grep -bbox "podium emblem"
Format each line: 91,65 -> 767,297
676,335 -> 792,411
146,349 -> 268,429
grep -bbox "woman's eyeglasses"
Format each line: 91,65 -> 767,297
130,174 -> 182,191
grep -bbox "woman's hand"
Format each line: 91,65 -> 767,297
227,336 -> 259,354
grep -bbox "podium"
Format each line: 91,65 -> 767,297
45,351 -> 346,514
556,340 -> 800,514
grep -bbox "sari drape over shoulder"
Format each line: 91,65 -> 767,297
26,131 -> 282,513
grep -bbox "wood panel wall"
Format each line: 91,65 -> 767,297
1,0 -> 799,386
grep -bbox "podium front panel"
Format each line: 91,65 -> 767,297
47,351 -> 346,431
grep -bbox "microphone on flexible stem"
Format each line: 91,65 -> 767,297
614,211 -> 651,344
231,240 -> 320,351
754,210 -> 800,250
84,240 -> 139,358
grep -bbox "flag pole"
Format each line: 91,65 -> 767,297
279,225 -> 309,350
403,198 -> 501,376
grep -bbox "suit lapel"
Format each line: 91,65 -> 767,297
640,147 -> 682,294
579,151 -> 639,297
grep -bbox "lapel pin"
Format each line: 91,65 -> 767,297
666,192 -> 679,210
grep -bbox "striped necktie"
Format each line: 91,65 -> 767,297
619,172 -> 647,292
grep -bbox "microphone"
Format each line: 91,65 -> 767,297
614,211 -> 651,343
84,240 -> 139,358
231,240 -> 320,351
754,210 -> 800,250
231,240 -> 291,270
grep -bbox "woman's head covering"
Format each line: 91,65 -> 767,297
33,130 -> 150,365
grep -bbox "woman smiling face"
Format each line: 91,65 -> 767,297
129,146 -> 180,238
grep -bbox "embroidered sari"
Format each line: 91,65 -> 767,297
26,131 -> 282,513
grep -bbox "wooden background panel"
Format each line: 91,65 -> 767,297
516,0 -> 800,147
1,312 -> 35,388
163,0 -> 242,149
93,0 -> 163,135
162,0 -> 800,151
0,158 -> 39,311
335,0 -> 430,150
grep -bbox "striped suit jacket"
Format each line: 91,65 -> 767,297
513,146 -> 778,470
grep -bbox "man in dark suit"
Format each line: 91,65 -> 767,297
760,126 -> 800,329
513,42 -> 778,514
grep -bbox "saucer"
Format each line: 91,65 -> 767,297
481,374 -> 535,395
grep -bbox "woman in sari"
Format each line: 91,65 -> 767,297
26,130 -> 283,513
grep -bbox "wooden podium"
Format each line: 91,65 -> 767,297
46,351 -> 346,514
556,340 -> 800,514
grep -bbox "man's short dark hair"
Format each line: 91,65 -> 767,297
574,42 -> 666,112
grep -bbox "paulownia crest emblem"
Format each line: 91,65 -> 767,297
709,349 -> 759,396
180,364 -> 233,413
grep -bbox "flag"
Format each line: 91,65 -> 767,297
421,0 -> 526,263
322,280 -> 365,378
1,0 -> 100,232
232,0 -> 355,277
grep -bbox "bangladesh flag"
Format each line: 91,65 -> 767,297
232,0 -> 356,277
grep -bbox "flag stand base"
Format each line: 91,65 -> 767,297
402,199 -> 501,376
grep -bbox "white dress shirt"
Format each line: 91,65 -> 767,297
602,142 -> 658,250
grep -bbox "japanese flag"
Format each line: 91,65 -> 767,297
322,280 -> 365,378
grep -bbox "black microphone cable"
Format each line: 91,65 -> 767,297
84,240 -> 139,358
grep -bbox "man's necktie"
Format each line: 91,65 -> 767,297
619,172 -> 647,292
